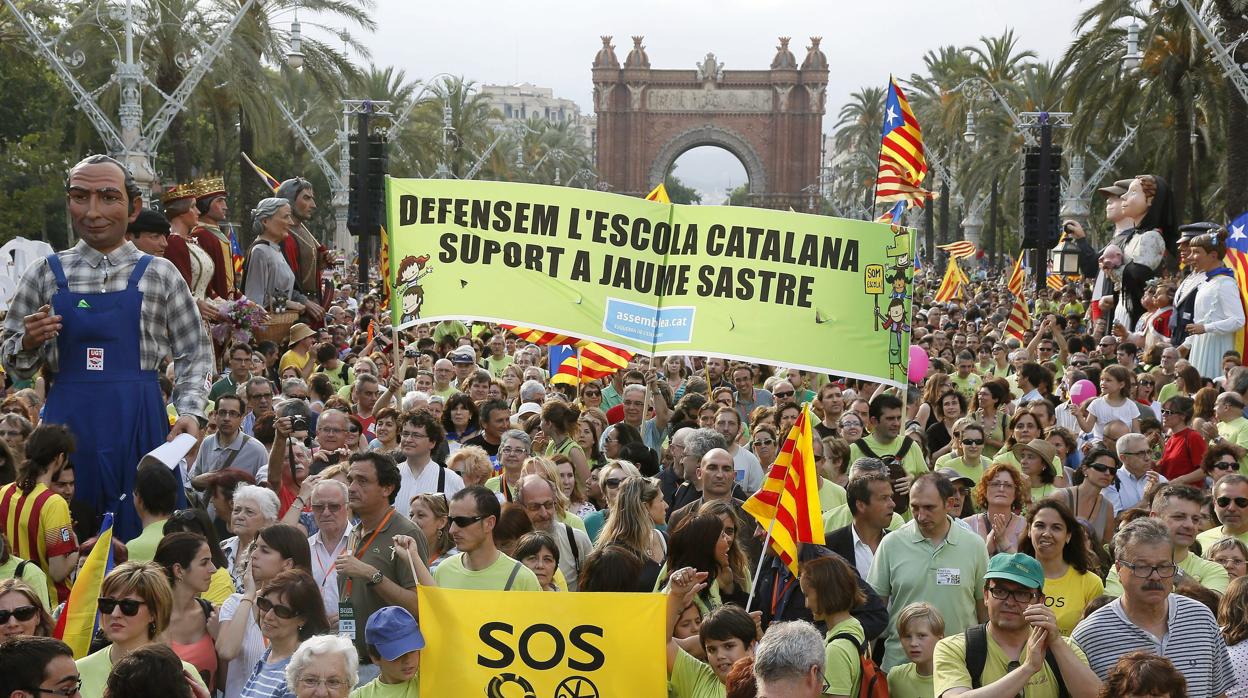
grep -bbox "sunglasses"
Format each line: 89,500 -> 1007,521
773,391 -> 795,400
311,503 -> 344,513
1070,361 -> 1089,367
0,604 -> 38,624
1086,462 -> 1118,474
1214,461 -> 1241,471
97,597 -> 145,616
256,596 -> 298,619
753,438 -> 776,448
961,439 -> 984,446
1218,497 -> 1248,508
450,514 -> 486,528
604,477 -> 623,489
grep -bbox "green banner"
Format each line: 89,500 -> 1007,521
386,178 -> 914,385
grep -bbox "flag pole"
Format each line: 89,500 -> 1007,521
746,515 -> 780,611
869,76 -> 890,221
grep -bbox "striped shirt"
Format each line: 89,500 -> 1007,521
1071,595 -> 1232,698
0,482 -> 75,605
240,649 -> 293,698
0,240 -> 213,418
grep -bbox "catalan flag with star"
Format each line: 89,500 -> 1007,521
1226,213 -> 1248,357
875,77 -> 929,219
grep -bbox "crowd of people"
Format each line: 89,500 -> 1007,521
0,158 -> 1244,698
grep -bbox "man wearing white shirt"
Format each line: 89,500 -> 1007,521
1106,432 -> 1166,514
307,478 -> 353,619
713,406 -> 764,492
394,411 -> 463,517
517,475 -> 591,591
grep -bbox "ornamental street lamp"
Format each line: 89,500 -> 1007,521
1049,237 -> 1082,276
1122,21 -> 1143,72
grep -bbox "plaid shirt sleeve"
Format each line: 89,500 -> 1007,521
0,257 -> 57,379
147,257 -> 214,419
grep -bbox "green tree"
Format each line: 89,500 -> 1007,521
663,173 -> 701,205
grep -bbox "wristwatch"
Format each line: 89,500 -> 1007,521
366,570 -> 384,586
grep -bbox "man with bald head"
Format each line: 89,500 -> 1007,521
667,448 -> 762,566
516,474 -> 590,591
431,358 -> 457,399
0,155 -> 213,539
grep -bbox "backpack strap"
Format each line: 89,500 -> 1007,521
503,560 -> 522,591
854,439 -> 879,459
1045,649 -> 1069,698
436,466 -> 446,494
965,623 -> 989,689
831,632 -> 865,654
896,435 -> 914,460
14,559 -> 28,579
196,597 -> 214,621
565,524 -> 580,573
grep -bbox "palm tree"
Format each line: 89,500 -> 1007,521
1212,0 -> 1248,218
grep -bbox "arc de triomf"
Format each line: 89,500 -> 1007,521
592,36 -> 828,211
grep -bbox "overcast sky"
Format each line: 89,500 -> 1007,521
322,1 -> 1092,200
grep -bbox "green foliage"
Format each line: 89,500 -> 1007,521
664,174 -> 701,205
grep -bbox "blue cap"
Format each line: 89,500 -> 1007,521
364,606 -> 425,661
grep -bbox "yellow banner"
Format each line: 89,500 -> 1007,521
417,586 -> 666,697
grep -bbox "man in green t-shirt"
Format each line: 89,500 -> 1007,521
1104,485 -> 1229,595
665,566 -> 757,698
434,486 -> 540,591
353,606 -> 423,697
933,553 -> 1097,698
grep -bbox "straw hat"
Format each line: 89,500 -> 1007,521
288,323 -> 316,344
1011,438 -> 1056,466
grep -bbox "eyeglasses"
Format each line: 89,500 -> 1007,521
255,596 -> 298,619
524,501 -> 556,513
1160,409 -> 1184,417
450,514 -> 486,528
249,392 -> 273,401
311,503 -> 344,514
1214,461 -> 1242,471
499,446 -> 528,456
318,426 -> 346,434
583,390 -> 601,397
0,605 -> 38,624
773,391 -> 794,399
961,439 -> 984,446
0,430 -> 24,438
216,409 -> 241,418
97,597 -> 145,616
622,400 -> 645,408
27,678 -> 82,697
604,477 -> 623,489
988,481 -> 1015,490
1138,380 -> 1154,386
1085,462 -> 1118,474
986,586 -> 1040,604
1218,496 -> 1248,508
753,438 -> 776,448
297,676 -> 349,692
1117,559 -> 1178,578
1070,361 -> 1089,367
400,431 -> 428,441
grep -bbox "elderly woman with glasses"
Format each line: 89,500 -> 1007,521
241,198 -> 323,321
486,429 -> 532,502
77,562 -> 206,698
286,634 -> 358,698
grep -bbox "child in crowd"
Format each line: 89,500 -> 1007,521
887,602 -> 945,698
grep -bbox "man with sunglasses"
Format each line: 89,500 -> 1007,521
934,553 -> 1097,698
1197,475 -> 1248,551
0,636 -> 81,698
434,486 -> 540,591
1105,485 -> 1228,595
1073,518 -> 1233,694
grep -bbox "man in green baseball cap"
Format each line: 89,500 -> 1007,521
933,553 -> 1100,698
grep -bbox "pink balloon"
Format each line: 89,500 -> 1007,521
908,346 -> 930,384
1069,379 -> 1098,406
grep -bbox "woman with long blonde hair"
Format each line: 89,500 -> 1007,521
597,477 -> 668,590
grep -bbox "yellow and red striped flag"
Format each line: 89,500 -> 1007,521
938,240 -> 978,260
934,258 -> 967,302
645,183 -> 671,203
878,77 -> 927,184
742,407 -> 824,575
1005,254 -> 1031,342
1047,274 -> 1067,291
875,158 -> 930,206
551,343 -> 635,385
54,514 -> 115,658
379,225 -> 392,309
502,325 -> 582,347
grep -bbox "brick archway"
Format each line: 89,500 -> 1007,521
645,125 -> 768,197
592,36 -> 828,211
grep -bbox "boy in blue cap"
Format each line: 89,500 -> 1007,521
352,606 -> 424,697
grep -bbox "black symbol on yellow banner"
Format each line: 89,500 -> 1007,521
554,676 -> 599,698
486,672 -> 536,698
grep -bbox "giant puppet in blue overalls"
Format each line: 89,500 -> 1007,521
39,254 -> 177,540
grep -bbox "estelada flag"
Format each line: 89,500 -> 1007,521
742,406 -> 824,575
938,240 -> 978,260
54,513 -> 115,658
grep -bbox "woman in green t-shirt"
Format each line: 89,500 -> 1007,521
799,555 -> 866,698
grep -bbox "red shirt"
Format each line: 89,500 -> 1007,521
1158,427 -> 1207,480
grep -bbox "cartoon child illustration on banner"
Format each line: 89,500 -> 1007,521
396,254 -> 433,324
864,224 -> 914,380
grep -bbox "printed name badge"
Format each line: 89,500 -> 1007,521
936,568 -> 962,586
337,599 -> 356,640
86,348 -> 104,371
